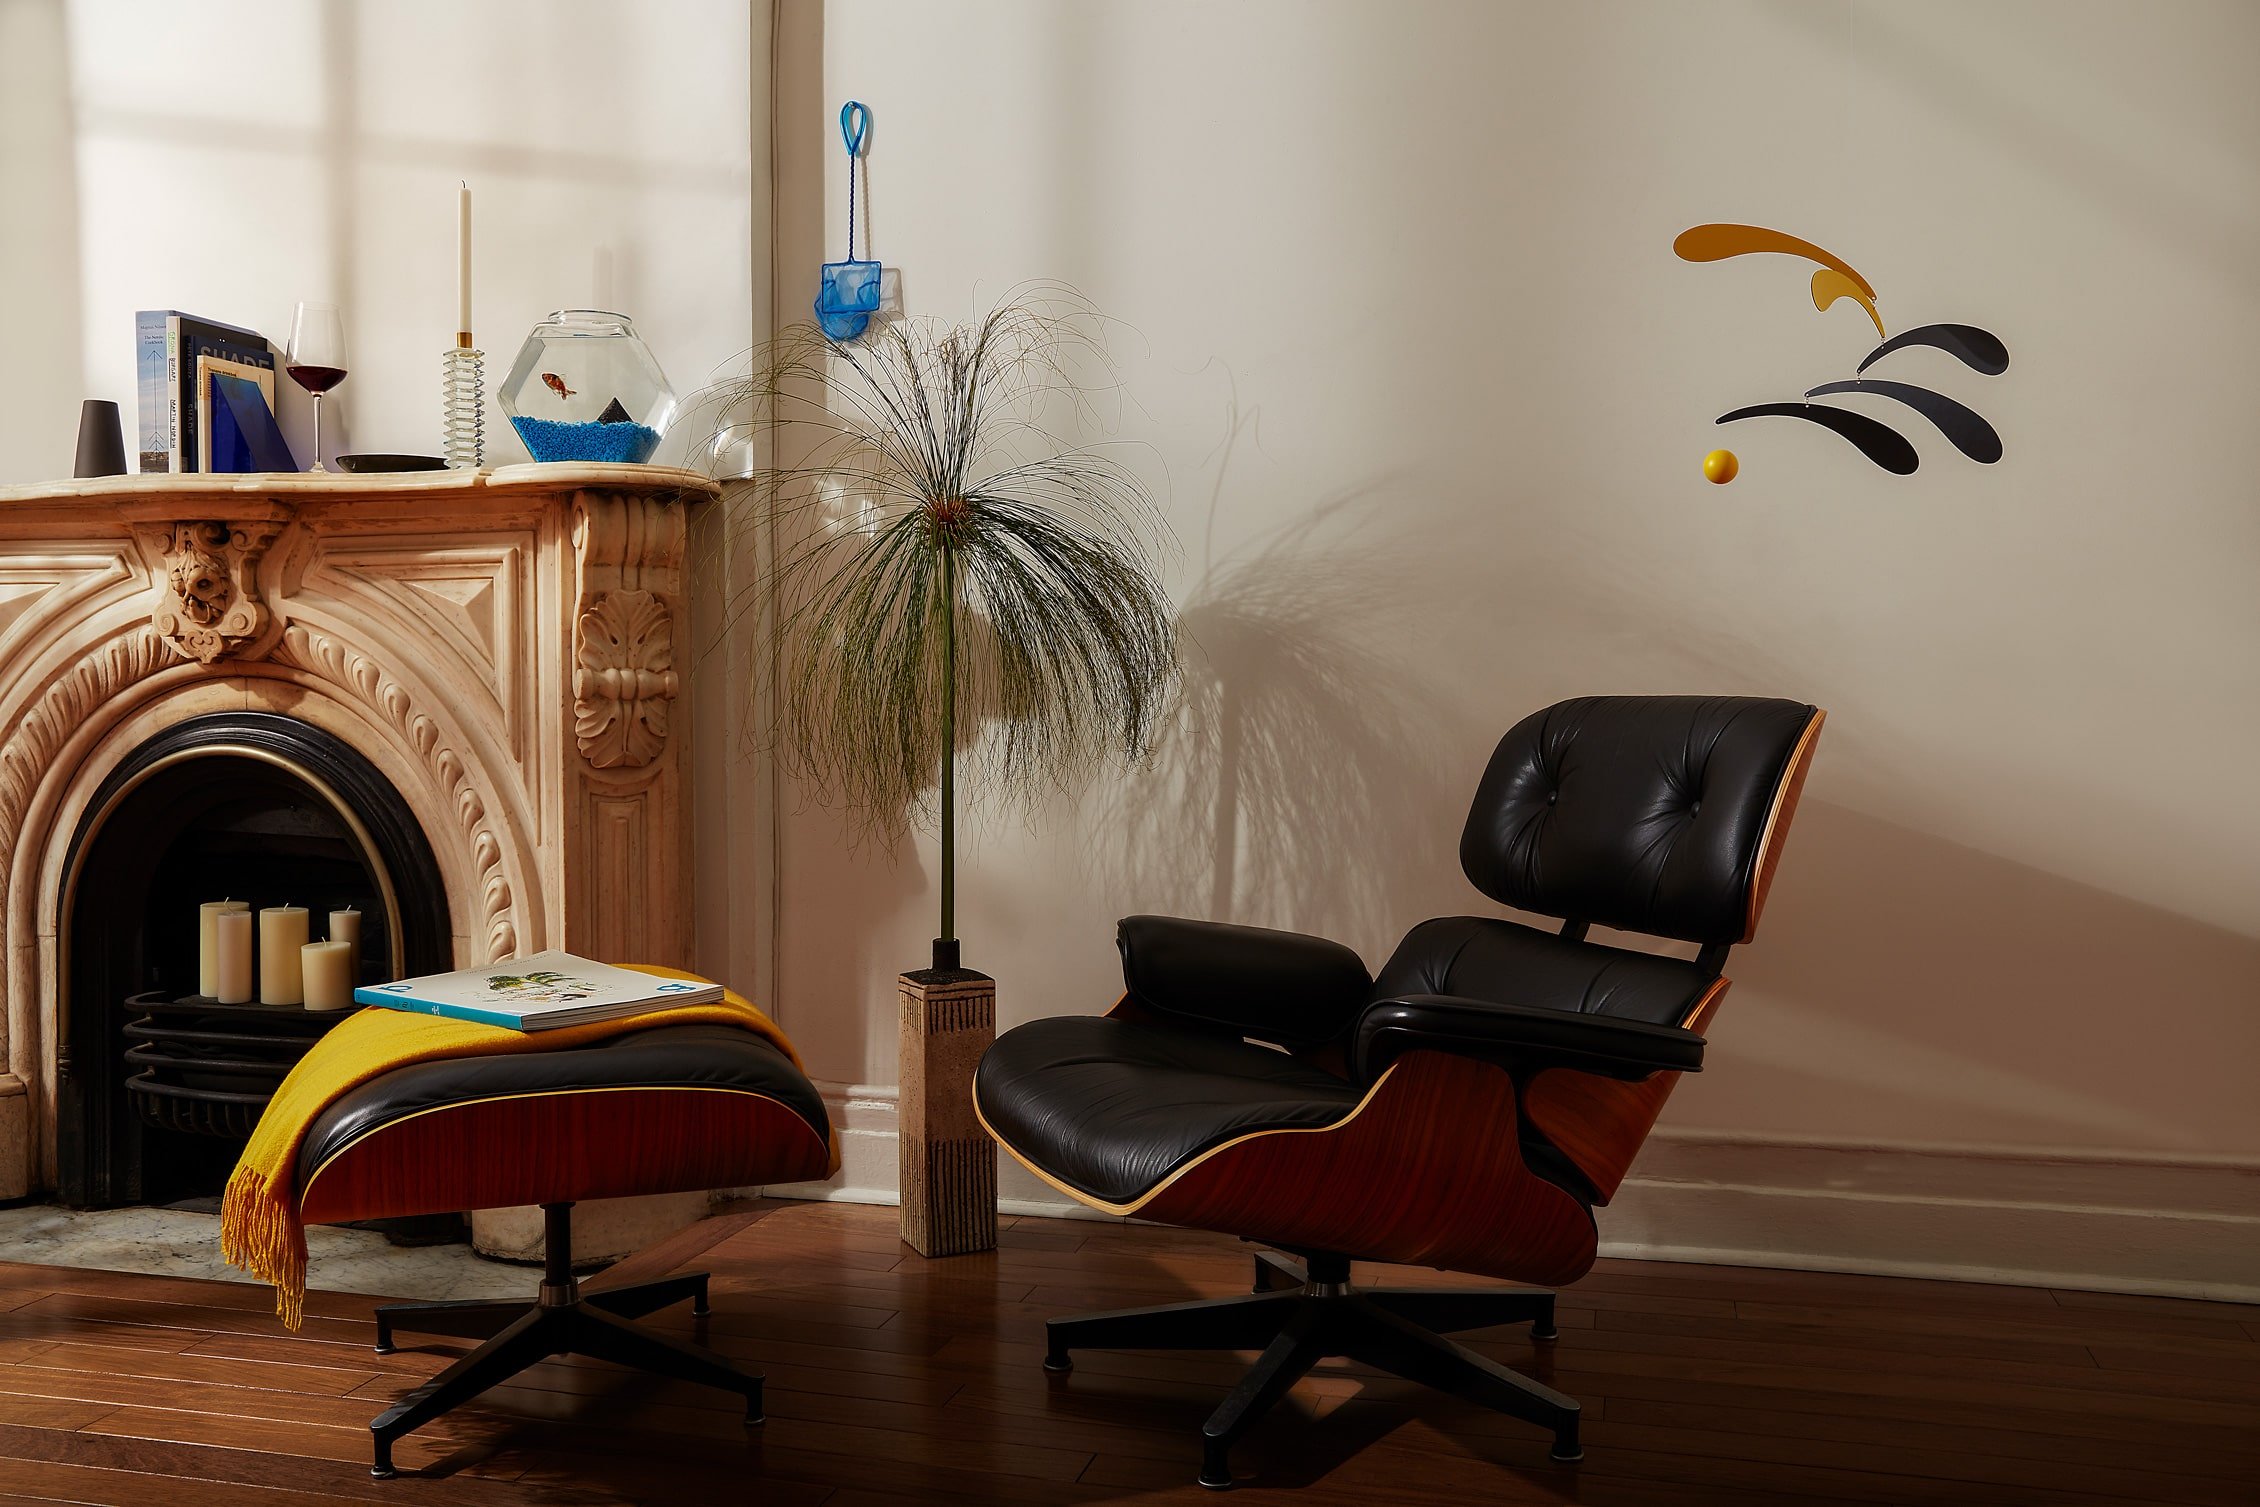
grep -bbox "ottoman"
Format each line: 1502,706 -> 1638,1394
292,1021 -> 832,1478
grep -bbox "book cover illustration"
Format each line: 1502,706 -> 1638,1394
481,966 -> 604,1006
135,312 -> 170,471
199,357 -> 295,472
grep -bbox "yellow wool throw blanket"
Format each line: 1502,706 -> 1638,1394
221,965 -> 834,1330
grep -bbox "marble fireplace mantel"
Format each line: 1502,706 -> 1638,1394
0,464 -> 720,1197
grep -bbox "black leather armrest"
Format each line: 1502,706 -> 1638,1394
1118,915 -> 1373,1049
1353,994 -> 1706,1084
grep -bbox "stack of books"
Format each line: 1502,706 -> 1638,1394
135,310 -> 292,474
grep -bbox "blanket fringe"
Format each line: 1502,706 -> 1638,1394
221,1161 -> 309,1330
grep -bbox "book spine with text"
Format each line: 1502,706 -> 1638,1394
134,311 -> 171,472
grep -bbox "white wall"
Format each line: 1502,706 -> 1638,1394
0,0 -> 88,482
767,0 -> 2260,1294
0,0 -> 753,480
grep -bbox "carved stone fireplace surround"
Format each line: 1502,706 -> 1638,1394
0,464 -> 717,1200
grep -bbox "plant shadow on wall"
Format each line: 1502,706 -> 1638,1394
1092,403 -> 1484,959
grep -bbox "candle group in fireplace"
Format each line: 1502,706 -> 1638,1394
198,901 -> 365,1009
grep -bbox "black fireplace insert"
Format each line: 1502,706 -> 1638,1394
56,712 -> 451,1208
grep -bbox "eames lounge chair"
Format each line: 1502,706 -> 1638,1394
974,694 -> 1824,1487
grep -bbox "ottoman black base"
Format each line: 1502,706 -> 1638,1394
367,1201 -> 759,1479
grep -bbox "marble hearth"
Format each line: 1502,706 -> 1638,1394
0,464 -> 718,1203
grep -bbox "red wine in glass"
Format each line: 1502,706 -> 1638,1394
286,363 -> 347,394
285,302 -> 347,471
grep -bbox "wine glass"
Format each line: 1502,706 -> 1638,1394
285,302 -> 347,472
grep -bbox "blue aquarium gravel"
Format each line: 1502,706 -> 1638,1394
511,415 -> 661,464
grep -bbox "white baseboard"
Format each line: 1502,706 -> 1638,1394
762,1081 -> 2260,1301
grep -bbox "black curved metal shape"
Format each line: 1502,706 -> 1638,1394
1856,323 -> 2009,377
58,711 -> 453,1207
1714,403 -> 1920,475
1805,380 -> 2003,464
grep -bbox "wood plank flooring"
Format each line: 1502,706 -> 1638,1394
0,1198 -> 2253,1504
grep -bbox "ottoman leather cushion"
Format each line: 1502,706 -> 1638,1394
293,1023 -> 831,1223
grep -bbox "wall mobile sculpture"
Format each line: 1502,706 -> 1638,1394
1674,223 -> 2009,480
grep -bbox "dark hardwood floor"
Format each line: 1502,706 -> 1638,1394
0,1198 -> 2253,1504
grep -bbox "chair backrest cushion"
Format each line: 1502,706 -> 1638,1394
1459,695 -> 1819,946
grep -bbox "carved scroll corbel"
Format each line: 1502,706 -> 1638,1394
150,517 -> 288,663
574,588 -> 678,768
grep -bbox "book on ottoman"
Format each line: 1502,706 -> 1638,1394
355,950 -> 721,1030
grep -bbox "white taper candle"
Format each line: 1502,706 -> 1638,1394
457,181 -> 472,336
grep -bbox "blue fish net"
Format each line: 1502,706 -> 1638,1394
818,102 -> 879,339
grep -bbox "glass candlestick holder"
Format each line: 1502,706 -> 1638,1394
442,340 -> 484,468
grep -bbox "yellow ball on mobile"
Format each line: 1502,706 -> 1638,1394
1702,449 -> 1739,485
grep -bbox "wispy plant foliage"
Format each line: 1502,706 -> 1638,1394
712,296 -> 1179,880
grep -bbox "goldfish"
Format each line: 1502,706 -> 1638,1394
541,372 -> 576,401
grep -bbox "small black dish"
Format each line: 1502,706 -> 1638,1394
336,453 -> 449,473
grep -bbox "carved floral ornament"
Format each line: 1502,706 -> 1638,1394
574,588 -> 678,768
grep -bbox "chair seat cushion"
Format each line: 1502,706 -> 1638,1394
975,1015 -> 1363,1206
294,1023 -> 831,1220
1375,916 -> 1715,1027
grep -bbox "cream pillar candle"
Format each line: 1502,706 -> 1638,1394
302,940 -> 355,1011
329,908 -> 361,951
197,900 -> 249,998
214,909 -> 254,1004
258,905 -> 309,1005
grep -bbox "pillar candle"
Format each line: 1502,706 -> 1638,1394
329,908 -> 361,951
258,905 -> 309,1005
301,940 -> 355,1011
214,910 -> 254,1005
197,900 -> 249,998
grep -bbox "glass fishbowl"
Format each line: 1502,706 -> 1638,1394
498,309 -> 676,464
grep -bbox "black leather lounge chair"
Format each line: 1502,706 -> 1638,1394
974,695 -> 1825,1488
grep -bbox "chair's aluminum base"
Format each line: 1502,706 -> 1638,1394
364,1202 -> 758,1479
1042,1249 -> 1578,1489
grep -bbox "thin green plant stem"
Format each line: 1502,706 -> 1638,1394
940,541 -> 956,949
